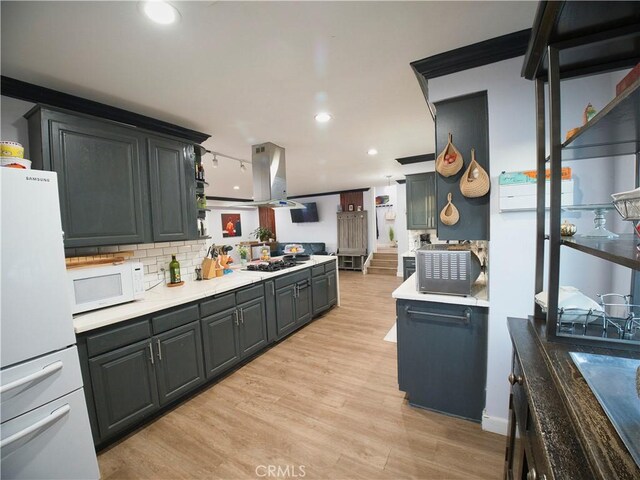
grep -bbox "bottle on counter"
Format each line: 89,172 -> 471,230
169,255 -> 181,284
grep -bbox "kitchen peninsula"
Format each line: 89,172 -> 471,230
392,270 -> 489,421
74,256 -> 338,448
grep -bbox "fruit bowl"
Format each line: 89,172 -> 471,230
283,244 -> 305,255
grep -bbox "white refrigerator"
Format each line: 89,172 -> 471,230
0,168 -> 99,479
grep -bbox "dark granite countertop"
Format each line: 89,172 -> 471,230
508,317 -> 640,479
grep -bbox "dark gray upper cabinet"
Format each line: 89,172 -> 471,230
88,339 -> 159,439
27,107 -> 150,247
434,91 -> 490,241
148,137 -> 196,242
26,105 -> 198,247
201,307 -> 241,379
153,320 -> 204,406
406,172 -> 436,230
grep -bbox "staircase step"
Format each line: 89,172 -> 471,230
373,253 -> 397,260
367,266 -> 397,276
370,260 -> 397,268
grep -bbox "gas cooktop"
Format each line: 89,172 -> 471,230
244,260 -> 298,272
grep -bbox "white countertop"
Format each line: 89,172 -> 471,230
392,273 -> 489,307
73,256 -> 338,334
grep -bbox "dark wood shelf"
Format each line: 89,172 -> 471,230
522,1 -> 640,80
561,234 -> 640,269
561,78 -> 640,161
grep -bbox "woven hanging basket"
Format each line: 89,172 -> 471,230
436,133 -> 464,177
440,192 -> 460,226
460,149 -> 490,198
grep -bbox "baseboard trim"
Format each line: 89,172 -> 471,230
482,413 -> 508,436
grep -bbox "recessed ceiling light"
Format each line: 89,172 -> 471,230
367,148 -> 378,156
142,1 -> 180,25
315,112 -> 332,123
233,186 -> 240,190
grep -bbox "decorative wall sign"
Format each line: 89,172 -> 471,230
221,213 -> 242,237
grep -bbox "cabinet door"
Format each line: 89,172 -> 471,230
201,308 -> 241,379
295,281 -> 313,325
403,257 -> 416,281
154,321 -> 204,406
406,173 -> 436,230
275,286 -> 297,338
312,275 -> 329,316
89,340 -> 159,440
238,297 -> 267,358
147,136 -> 196,242
327,270 -> 337,307
48,116 -> 149,247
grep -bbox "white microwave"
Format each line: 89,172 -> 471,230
67,262 -> 144,314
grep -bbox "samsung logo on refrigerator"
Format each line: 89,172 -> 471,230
26,176 -> 50,182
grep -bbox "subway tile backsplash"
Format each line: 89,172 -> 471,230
65,240 -> 209,290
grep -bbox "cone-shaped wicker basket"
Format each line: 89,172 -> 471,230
436,133 -> 463,177
440,192 -> 460,226
460,149 -> 490,198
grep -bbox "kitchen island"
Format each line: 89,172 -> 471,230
392,273 -> 489,421
74,255 -> 339,448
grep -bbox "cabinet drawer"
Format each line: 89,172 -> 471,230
152,303 -> 199,334
275,269 -> 310,289
324,261 -> 337,273
236,284 -> 264,304
86,319 -> 151,357
312,265 -> 325,277
200,293 -> 235,318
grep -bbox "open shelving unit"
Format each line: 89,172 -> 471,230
523,0 -> 640,349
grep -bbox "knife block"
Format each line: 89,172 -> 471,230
201,258 -> 216,279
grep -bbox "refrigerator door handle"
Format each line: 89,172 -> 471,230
0,404 -> 70,448
0,361 -> 63,395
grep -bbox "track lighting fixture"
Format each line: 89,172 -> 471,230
212,154 -> 218,168
240,162 -> 246,173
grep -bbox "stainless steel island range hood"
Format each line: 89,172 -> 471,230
241,142 -> 305,209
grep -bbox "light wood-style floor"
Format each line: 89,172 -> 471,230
98,271 -> 504,479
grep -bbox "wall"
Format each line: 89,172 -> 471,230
273,194 -> 340,253
64,240 -> 209,289
373,185 -> 398,246
1,96 -> 35,157
206,205 -> 259,263
429,57 -> 633,435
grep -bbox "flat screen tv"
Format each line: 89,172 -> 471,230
290,202 -> 319,223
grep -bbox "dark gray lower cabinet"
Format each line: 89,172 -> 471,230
296,280 -> 312,325
403,257 -> 416,281
312,263 -> 338,315
89,339 -> 159,439
396,299 -> 487,421
238,297 -> 267,357
201,308 -> 241,379
275,286 -> 297,337
154,320 -> 204,405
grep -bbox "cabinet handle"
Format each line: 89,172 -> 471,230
508,373 -> 523,386
328,276 -> 331,287
405,306 -> 471,325
148,343 -> 154,365
157,339 -> 162,361
271,283 -> 275,296
526,468 -> 537,480
234,310 -> 239,326
240,308 -> 244,324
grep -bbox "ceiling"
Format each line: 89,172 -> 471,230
1,1 -> 537,198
